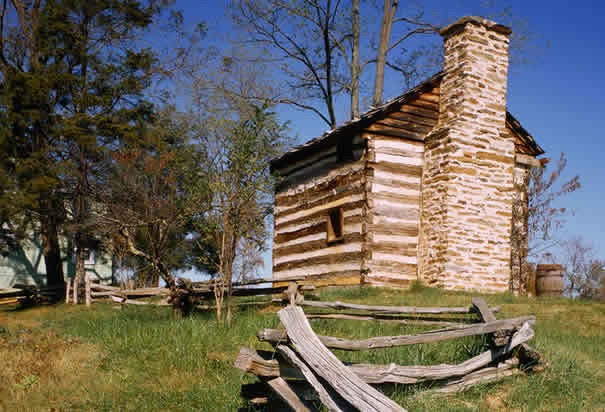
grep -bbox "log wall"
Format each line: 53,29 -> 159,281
362,90 -> 439,287
272,135 -> 366,284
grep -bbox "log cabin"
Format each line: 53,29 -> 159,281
270,16 -> 543,293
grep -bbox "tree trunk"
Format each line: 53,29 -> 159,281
225,231 -> 238,327
215,275 -> 224,323
39,206 -> 64,291
373,0 -> 398,106
350,0 -> 360,119
74,240 -> 86,303
322,0 -> 336,128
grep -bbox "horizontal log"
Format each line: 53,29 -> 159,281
191,277 -> 273,288
272,269 -> 362,284
234,347 -> 280,378
305,313 -> 464,327
367,222 -> 420,237
273,251 -> 363,273
369,191 -> 421,207
275,185 -> 364,220
387,110 -> 437,128
279,160 -> 362,190
349,322 -> 533,384
367,123 -> 426,141
372,116 -> 433,135
432,358 -> 520,393
299,299 -> 500,315
109,295 -> 171,306
368,242 -> 418,257
273,200 -> 365,232
0,288 -> 30,298
91,288 -> 170,298
273,233 -> 364,259
196,284 -> 315,295
368,161 -> 423,178
417,90 -> 440,103
369,176 -> 421,193
364,261 -> 418,278
258,316 -> 535,351
90,284 -> 120,291
399,103 -> 439,120
275,168 -> 365,205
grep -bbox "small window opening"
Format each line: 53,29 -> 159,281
337,138 -> 354,162
83,248 -> 96,266
327,207 -> 344,244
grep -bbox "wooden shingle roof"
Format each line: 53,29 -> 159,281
271,72 -> 543,170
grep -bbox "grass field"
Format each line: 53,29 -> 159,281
1,285 -> 604,411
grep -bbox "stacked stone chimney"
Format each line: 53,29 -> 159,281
419,17 -> 516,292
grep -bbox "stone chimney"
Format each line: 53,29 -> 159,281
419,17 -> 516,292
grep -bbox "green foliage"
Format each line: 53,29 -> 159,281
103,109 -> 212,286
0,0 -> 172,283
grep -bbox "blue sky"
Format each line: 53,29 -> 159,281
506,0 -> 605,257
176,1 -> 605,268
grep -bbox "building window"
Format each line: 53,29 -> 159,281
83,248 -> 96,266
327,207 -> 344,244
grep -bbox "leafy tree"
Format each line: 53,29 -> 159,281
99,110 -> 212,315
194,105 -> 288,325
0,0 -> 66,288
561,237 -> 605,300
0,0 -> 167,292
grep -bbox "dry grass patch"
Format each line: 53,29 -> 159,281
0,319 -> 101,410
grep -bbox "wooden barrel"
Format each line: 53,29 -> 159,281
535,264 -> 564,297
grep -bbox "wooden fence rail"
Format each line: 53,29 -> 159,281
235,295 -> 546,411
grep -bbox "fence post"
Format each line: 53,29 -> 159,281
73,276 -> 78,305
85,274 -> 92,307
65,278 -> 71,304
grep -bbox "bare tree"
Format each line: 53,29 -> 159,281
562,237 -> 605,300
372,0 -> 398,106
233,0 -> 442,127
510,153 -> 580,294
234,0 -> 345,128
234,1 -> 537,128
527,153 -> 581,258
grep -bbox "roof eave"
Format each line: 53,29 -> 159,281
506,111 -> 545,156
270,72 -> 444,171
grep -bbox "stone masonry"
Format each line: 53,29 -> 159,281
419,17 -> 516,292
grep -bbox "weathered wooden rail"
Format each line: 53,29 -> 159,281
234,293 -> 545,411
85,278 -> 315,309
0,284 -> 65,305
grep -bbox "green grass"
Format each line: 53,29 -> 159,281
1,286 -> 604,411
